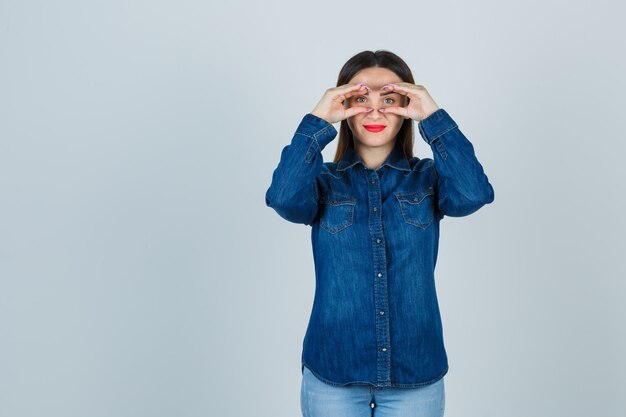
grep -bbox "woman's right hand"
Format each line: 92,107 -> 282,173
311,83 -> 373,124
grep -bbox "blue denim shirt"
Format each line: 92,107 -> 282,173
265,108 -> 494,388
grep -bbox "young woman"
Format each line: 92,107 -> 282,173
265,50 -> 494,417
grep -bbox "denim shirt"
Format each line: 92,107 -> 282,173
265,108 -> 494,388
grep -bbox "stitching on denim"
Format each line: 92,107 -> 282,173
396,197 -> 434,229
387,367 -> 448,388
313,123 -> 334,140
302,124 -> 334,164
429,124 -> 457,143
394,187 -> 435,229
435,140 -> 448,161
394,187 -> 434,203
372,242 -> 381,382
301,361 -> 376,387
320,191 -> 356,203
323,165 -> 345,179
301,361 -> 448,388
319,192 -> 356,234
303,135 -> 320,164
338,161 -> 360,172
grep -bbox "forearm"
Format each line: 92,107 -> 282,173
265,113 -> 337,225
418,109 -> 495,217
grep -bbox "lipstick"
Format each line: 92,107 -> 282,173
363,124 -> 386,132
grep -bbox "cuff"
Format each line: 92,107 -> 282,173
296,114 -> 338,149
418,108 -> 458,145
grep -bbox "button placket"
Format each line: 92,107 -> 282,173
366,169 -> 392,386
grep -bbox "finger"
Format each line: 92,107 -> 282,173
342,87 -> 369,101
381,83 -> 418,98
339,82 -> 370,91
383,82 -> 415,89
345,106 -> 372,118
336,84 -> 369,101
379,106 -> 408,117
336,83 -> 370,95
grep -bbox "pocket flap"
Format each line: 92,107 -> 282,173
394,187 -> 434,205
320,193 -> 357,206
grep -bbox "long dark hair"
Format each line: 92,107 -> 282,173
333,50 -> 415,163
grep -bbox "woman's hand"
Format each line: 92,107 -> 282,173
311,83 -> 373,124
378,83 -> 440,122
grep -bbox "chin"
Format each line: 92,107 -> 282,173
355,135 -> 396,148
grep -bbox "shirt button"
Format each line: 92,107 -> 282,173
377,273 -> 382,277
379,311 -> 384,315
373,207 -> 378,211
371,179 -> 376,184
376,238 -> 381,243
382,347 -> 387,352
370,402 -> 375,409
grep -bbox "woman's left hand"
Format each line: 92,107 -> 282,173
378,83 -> 440,122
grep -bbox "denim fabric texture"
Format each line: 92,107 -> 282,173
301,365 -> 445,417
265,109 -> 495,388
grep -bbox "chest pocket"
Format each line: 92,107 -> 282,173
394,186 -> 435,229
319,193 -> 357,234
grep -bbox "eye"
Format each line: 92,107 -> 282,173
383,98 -> 394,105
356,96 -> 367,103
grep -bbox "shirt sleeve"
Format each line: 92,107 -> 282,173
418,108 -> 495,218
265,113 -> 338,225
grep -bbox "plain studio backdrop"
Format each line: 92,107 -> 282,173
1,1 -> 625,416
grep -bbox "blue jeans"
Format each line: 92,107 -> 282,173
301,366 -> 445,417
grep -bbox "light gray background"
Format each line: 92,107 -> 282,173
1,0 -> 625,416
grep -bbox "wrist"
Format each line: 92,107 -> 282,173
310,111 -> 332,125
422,107 -> 441,121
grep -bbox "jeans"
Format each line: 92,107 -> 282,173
301,366 -> 445,417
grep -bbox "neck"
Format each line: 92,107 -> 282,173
355,140 -> 396,170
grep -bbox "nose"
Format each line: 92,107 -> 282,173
364,106 -> 384,118
364,99 -> 388,114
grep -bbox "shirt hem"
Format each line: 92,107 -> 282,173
301,361 -> 449,388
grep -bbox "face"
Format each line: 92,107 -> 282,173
344,67 -> 408,150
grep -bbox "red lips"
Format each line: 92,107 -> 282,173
363,124 -> 386,132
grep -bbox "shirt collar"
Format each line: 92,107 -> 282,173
337,141 -> 411,172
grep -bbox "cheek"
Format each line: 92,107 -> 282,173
348,113 -> 365,126
387,113 -> 403,125
346,117 -> 356,132
347,116 -> 364,138
389,117 -> 405,133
